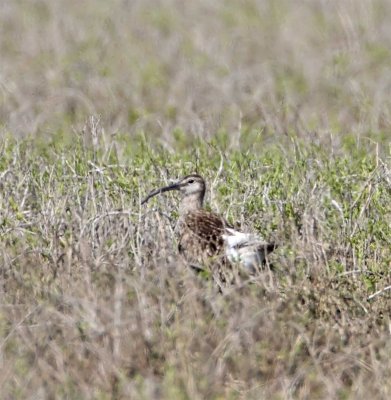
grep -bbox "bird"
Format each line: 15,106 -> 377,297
141,174 -> 276,280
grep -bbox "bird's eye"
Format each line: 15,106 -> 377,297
188,179 -> 195,184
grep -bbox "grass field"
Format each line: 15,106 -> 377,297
1,1 -> 391,399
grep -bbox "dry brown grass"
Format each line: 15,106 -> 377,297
0,123 -> 390,398
1,0 -> 391,141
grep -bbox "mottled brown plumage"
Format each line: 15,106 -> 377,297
177,209 -> 230,267
142,174 -> 229,267
141,174 -> 276,277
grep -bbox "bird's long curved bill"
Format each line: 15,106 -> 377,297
141,183 -> 179,205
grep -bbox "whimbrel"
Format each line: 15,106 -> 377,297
141,174 -> 276,276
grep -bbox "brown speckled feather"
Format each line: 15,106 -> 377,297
176,210 -> 232,265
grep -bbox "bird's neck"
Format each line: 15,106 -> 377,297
179,193 -> 203,214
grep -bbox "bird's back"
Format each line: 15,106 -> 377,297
176,209 -> 232,267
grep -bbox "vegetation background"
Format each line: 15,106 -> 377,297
0,0 -> 390,398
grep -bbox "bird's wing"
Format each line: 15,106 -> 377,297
181,210 -> 232,256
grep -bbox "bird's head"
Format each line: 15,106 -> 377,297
141,174 -> 206,206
